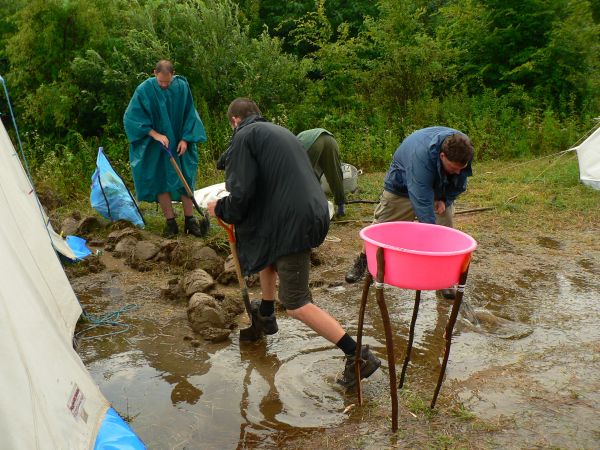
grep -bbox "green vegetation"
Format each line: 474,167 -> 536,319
0,0 -> 599,202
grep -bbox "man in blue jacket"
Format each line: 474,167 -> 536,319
345,127 -> 474,298
207,98 -> 380,388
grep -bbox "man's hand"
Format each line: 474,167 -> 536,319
177,140 -> 188,156
149,130 -> 169,149
435,200 -> 446,215
207,201 -> 217,217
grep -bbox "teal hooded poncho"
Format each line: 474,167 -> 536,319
123,75 -> 207,202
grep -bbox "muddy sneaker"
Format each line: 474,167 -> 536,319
184,215 -> 209,237
337,345 -> 381,389
250,301 -> 279,335
345,253 -> 367,283
163,218 -> 179,238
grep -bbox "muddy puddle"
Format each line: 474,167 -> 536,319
72,231 -> 600,449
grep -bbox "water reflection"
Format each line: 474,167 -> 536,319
237,340 -> 284,448
73,239 -> 600,449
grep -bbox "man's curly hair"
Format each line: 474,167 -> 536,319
440,133 -> 474,165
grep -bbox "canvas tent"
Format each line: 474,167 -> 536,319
0,118 -> 143,449
574,123 -> 600,190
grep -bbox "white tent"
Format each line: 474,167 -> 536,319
574,124 -> 600,190
0,119 -> 132,449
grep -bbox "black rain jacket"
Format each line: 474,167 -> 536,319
215,115 -> 330,275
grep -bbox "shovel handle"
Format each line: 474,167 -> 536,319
161,145 -> 194,197
216,218 -> 254,325
217,218 -> 245,290
161,144 -> 207,220
217,217 -> 235,244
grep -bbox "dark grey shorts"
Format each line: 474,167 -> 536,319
274,250 -> 312,310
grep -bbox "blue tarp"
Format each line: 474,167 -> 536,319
91,148 -> 144,227
94,408 -> 145,450
65,235 -> 92,261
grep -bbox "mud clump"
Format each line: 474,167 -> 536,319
187,292 -> 235,342
64,254 -> 106,278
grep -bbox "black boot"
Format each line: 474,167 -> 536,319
163,218 -> 179,238
345,252 -> 367,283
250,300 -> 279,335
184,215 -> 209,237
337,345 -> 381,389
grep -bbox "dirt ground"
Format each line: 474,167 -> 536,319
67,196 -> 600,449
291,215 -> 600,449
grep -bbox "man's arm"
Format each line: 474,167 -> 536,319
213,136 -> 259,224
148,129 -> 169,148
405,156 -> 437,224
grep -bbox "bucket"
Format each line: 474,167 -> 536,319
321,163 -> 359,194
359,221 -> 477,290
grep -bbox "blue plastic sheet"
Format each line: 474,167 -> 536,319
91,148 -> 144,227
94,407 -> 145,450
65,235 -> 92,261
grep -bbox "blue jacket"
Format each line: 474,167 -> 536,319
383,126 -> 472,224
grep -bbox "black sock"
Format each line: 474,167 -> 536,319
336,333 -> 357,356
259,299 -> 275,316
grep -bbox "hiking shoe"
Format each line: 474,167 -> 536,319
163,218 -> 179,238
184,215 -> 209,237
345,253 -> 367,283
337,345 -> 381,389
250,300 -> 279,335
437,287 -> 457,300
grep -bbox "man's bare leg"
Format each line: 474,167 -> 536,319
287,303 -> 345,344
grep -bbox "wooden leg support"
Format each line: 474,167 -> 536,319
431,267 -> 470,408
399,290 -> 421,389
374,248 -> 398,432
355,272 -> 373,406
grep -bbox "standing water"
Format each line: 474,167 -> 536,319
73,230 -> 600,449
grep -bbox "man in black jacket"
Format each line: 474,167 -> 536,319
207,98 -> 380,388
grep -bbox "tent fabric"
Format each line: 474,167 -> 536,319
0,119 -> 76,261
575,125 -> 600,190
0,120 -> 141,449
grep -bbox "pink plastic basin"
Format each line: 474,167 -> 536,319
359,222 -> 477,290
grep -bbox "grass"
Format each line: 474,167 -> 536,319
342,151 -> 600,236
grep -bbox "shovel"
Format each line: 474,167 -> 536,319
217,218 -> 262,342
161,144 -> 210,236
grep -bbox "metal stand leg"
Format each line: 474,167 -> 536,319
355,272 -> 373,406
399,290 -> 421,389
374,248 -> 398,432
431,266 -> 471,408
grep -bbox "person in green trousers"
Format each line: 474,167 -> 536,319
297,128 -> 346,217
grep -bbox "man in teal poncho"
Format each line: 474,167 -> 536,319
123,60 -> 208,237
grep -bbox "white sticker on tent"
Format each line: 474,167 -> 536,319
67,384 -> 86,420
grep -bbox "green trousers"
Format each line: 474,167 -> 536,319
307,134 -> 345,206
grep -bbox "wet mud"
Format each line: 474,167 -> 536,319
70,218 -> 600,449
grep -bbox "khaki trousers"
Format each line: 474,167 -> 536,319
372,190 -> 454,227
